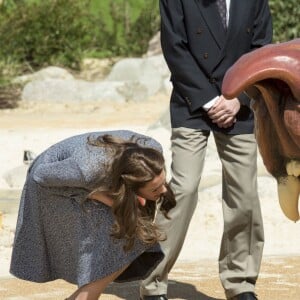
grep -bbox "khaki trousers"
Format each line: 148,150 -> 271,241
140,127 -> 264,299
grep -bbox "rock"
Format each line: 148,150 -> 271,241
16,53 -> 172,104
116,81 -> 149,102
145,55 -> 170,78
22,79 -> 126,103
105,57 -> 164,98
145,32 -> 162,57
162,77 -> 172,95
14,66 -> 74,84
3,165 -> 28,189
79,58 -> 116,81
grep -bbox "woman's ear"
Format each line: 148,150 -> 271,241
137,195 -> 146,206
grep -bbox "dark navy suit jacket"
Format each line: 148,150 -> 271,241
160,0 -> 273,134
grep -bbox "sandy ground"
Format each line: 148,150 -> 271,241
0,94 -> 169,130
0,95 -> 299,299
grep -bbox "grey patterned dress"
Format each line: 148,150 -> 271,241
10,130 -> 164,287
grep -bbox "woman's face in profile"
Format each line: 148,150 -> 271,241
137,170 -> 167,202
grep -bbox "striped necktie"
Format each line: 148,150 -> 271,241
216,0 -> 227,29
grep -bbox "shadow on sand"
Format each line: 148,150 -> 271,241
104,280 -> 224,300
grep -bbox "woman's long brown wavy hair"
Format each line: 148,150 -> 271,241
87,134 -> 176,251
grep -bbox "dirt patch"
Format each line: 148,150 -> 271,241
0,94 -> 169,130
1,257 -> 299,299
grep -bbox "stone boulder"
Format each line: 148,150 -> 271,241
3,165 -> 28,189
14,66 -> 74,84
105,56 -> 168,98
79,58 -> 116,81
22,79 -> 126,103
19,54 -> 171,104
145,32 -> 162,57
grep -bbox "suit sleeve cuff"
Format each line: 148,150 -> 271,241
202,96 -> 219,111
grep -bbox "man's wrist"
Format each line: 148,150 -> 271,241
202,95 -> 219,111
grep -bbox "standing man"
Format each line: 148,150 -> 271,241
140,1 -> 272,300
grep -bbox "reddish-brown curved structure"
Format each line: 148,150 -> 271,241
222,39 -> 300,221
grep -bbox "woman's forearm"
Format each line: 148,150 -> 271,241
88,191 -> 114,207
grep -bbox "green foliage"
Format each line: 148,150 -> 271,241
86,0 -> 159,57
125,2 -> 160,54
102,1 -> 159,56
0,0 -> 105,70
0,83 -> 22,108
0,58 -> 22,108
0,0 -> 159,72
0,58 -> 20,85
2,0 -> 298,75
269,0 -> 300,42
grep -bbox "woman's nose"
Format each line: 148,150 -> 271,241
161,185 -> 167,194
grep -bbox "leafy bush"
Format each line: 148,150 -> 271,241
124,1 -> 160,54
0,0 -> 298,75
97,1 -> 159,56
0,0 -> 112,70
0,83 -> 22,108
269,0 -> 300,42
0,59 -> 22,108
0,0 -> 159,71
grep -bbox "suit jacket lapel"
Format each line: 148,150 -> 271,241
195,0 -> 227,49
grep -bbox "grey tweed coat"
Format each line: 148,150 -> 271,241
10,130 -> 164,287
